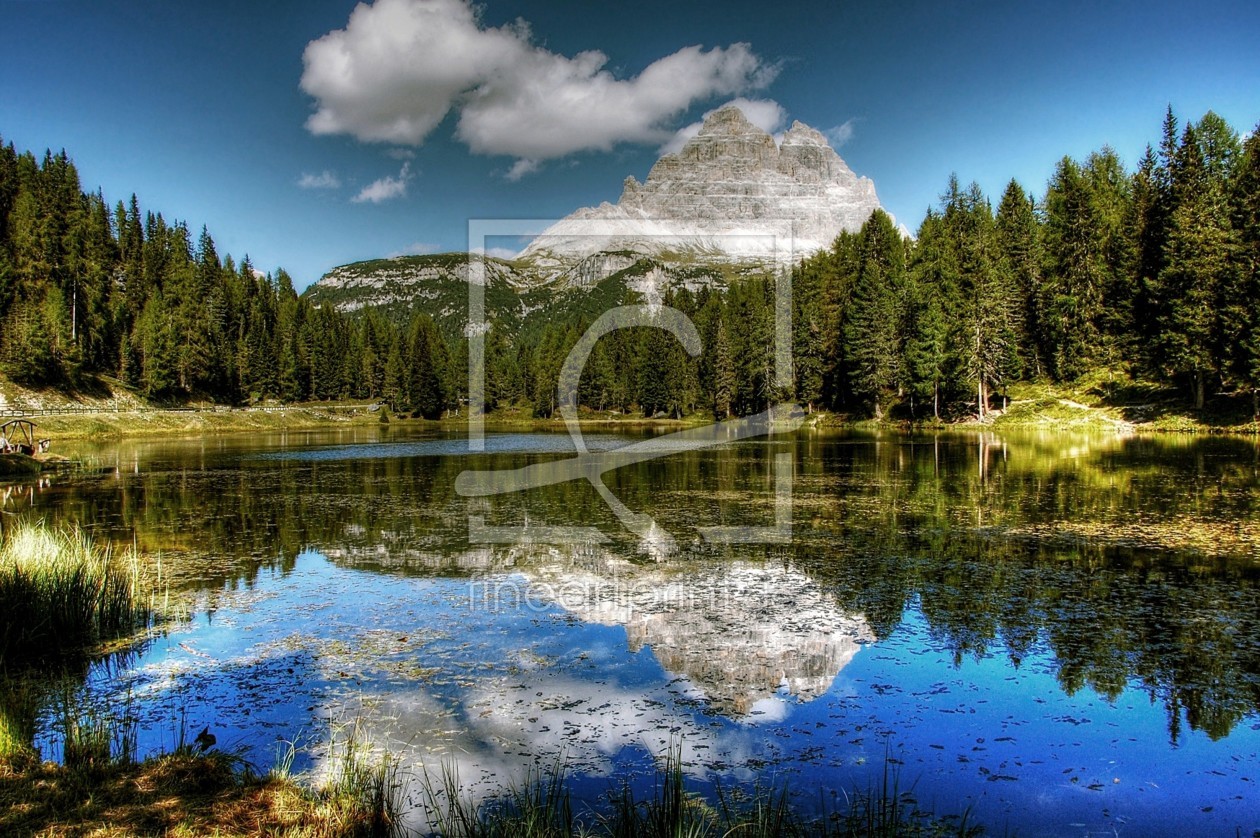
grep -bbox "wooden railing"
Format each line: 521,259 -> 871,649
0,404 -> 376,418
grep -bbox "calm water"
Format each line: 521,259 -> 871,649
4,427 -> 1260,836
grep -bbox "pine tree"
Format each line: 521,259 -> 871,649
1083,148 -> 1136,365
843,210 -> 905,417
1233,125 -> 1260,413
383,337 -> 406,413
1155,125 -> 1234,408
135,291 -> 176,398
1041,157 -> 1103,379
995,180 -> 1045,377
904,211 -> 957,419
946,181 -> 1019,418
712,315 -> 735,419
406,313 -> 445,419
1131,144 -> 1169,360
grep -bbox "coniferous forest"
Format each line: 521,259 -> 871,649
1,107 -> 1258,422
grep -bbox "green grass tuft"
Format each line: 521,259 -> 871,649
0,522 -> 153,666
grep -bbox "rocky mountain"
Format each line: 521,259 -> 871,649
519,105 -> 883,270
323,539 -> 874,719
305,106 -> 884,325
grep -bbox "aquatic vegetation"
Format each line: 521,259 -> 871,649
315,721 -> 403,838
423,746 -> 982,837
0,522 -> 155,666
0,719 -> 401,837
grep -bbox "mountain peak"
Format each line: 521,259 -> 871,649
698,104 -> 757,135
781,120 -> 829,146
520,110 -> 883,267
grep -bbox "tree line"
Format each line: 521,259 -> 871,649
791,107 -> 1260,420
2,105 -> 1258,420
0,138 -> 457,417
497,108 -> 1260,421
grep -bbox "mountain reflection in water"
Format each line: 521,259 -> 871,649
5,428 -> 1260,836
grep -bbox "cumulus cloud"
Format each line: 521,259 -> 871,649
301,0 -> 777,175
659,97 -> 787,155
352,162 -> 412,204
297,170 -> 341,189
504,159 -> 541,181
388,241 -> 439,257
825,119 -> 858,147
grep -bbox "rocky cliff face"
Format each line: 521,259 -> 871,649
520,105 -> 883,267
306,107 -> 885,321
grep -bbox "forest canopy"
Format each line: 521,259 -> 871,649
1,106 -> 1257,420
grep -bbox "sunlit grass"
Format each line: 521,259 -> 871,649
0,522 -> 153,666
0,712 -> 402,837
312,721 -> 402,838
424,746 -> 983,837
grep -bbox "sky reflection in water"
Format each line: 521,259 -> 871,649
11,429 -> 1260,837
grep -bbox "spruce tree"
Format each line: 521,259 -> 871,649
904,211 -> 957,419
1233,125 -> 1260,413
1041,157 -> 1103,379
406,313 -> 445,419
843,209 -> 905,417
1155,125 -> 1234,408
995,180 -> 1045,377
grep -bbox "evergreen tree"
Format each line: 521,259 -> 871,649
843,209 -> 905,417
712,314 -> 735,419
1083,148 -> 1137,364
1041,157 -> 1104,379
904,211 -> 956,419
406,313 -> 445,419
947,180 -> 1019,418
1233,125 -> 1260,413
995,180 -> 1045,377
1154,125 -> 1235,408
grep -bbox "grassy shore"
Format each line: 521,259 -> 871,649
0,740 -> 401,837
32,404 -> 387,442
0,742 -> 981,838
0,523 -> 153,667
6,368 -> 1259,447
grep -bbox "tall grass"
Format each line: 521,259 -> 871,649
424,746 -> 984,837
0,521 -> 153,665
313,721 -> 402,838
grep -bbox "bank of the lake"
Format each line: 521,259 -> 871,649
7,373 -> 1259,448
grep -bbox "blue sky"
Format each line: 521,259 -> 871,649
2,0 -> 1258,289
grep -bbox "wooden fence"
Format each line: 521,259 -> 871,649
0,404 -> 375,419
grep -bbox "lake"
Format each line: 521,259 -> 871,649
4,426 -> 1260,836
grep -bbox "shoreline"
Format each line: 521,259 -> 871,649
9,403 -> 1260,447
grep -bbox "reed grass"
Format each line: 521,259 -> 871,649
424,746 -> 984,838
313,721 -> 403,838
0,521 -> 153,665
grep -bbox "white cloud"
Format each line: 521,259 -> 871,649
352,162 -> 412,204
505,159 -> 541,181
297,170 -> 341,189
484,246 -> 519,260
301,0 -> 777,175
387,241 -> 439,257
387,147 -> 416,160
659,97 -> 787,155
825,119 -> 858,147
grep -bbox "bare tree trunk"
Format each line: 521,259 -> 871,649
1194,372 -> 1205,410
